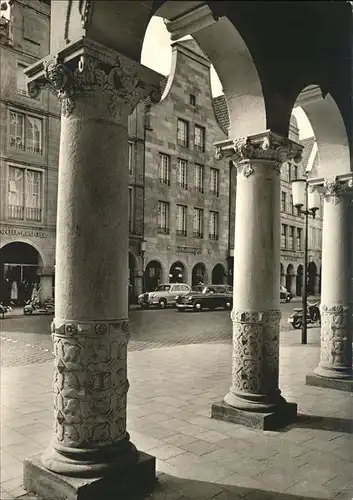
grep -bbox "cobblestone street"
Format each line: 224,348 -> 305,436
0,302 -> 310,367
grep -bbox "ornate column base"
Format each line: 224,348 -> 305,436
24,452 -> 156,500
306,305 -> 353,392
211,399 -> 298,431
211,309 -> 298,430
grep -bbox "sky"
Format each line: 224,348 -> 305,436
141,17 -> 314,140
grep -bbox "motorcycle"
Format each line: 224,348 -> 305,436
0,302 -> 12,319
23,298 -> 55,316
288,301 -> 321,329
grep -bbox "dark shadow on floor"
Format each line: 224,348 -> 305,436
143,472 -> 350,500
285,412 -> 353,434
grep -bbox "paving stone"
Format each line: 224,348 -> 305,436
178,439 -> 219,456
146,444 -> 186,461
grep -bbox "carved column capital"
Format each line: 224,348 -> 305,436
309,174 -> 353,205
214,131 -> 303,178
26,39 -> 162,118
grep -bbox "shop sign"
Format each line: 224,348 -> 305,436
176,245 -> 202,255
0,227 -> 48,239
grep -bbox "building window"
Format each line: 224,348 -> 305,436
281,163 -> 290,182
189,94 -> 196,106
177,159 -> 187,189
17,63 -> 29,96
194,125 -> 205,152
293,165 -> 298,180
281,191 -> 287,213
8,166 -> 42,221
193,207 -> 204,238
289,226 -> 294,250
128,187 -> 133,233
210,168 -> 219,197
158,153 -> 170,185
296,228 -> 302,250
177,119 -> 188,147
194,163 -> 204,193
209,211 -> 219,240
290,194 -> 295,215
128,142 -> 133,174
9,111 -> 43,154
281,224 -> 287,249
176,204 -> 187,236
158,201 -> 169,234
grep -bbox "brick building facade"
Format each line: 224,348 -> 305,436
0,0 -> 59,305
0,2 -> 322,303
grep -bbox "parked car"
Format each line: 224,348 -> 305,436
280,285 -> 292,303
176,284 -> 233,312
138,283 -> 191,309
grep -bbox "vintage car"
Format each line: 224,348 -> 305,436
176,284 -> 233,312
138,283 -> 190,309
280,285 -> 292,303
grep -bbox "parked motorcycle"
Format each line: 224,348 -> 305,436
23,298 -> 54,316
0,302 -> 12,319
288,301 -> 321,329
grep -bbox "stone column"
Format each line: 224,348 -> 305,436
306,175 -> 353,391
23,40 -> 161,500
212,132 -> 302,429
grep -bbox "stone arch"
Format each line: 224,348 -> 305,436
296,264 -> 303,297
307,261 -> 318,296
128,252 -> 137,303
0,241 -> 43,305
280,263 -> 285,287
145,259 -> 164,292
291,86 -> 350,177
169,261 -> 187,284
285,264 -> 296,296
211,263 -> 227,285
191,262 -> 208,287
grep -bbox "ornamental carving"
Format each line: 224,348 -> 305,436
51,319 -> 130,339
214,132 -> 303,177
53,335 -> 129,447
231,309 -> 281,395
29,54 -> 162,118
315,177 -> 353,205
319,305 -> 352,368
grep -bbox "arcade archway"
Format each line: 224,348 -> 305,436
0,242 -> 42,305
280,263 -> 285,287
285,264 -> 296,296
211,263 -> 226,285
169,261 -> 186,284
191,263 -> 208,287
307,261 -> 317,295
145,260 -> 163,292
296,265 -> 303,297
128,252 -> 137,303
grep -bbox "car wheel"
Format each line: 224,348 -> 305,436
24,309 -> 33,315
293,317 -> 302,329
193,301 -> 202,312
224,300 -> 232,310
159,299 -> 167,309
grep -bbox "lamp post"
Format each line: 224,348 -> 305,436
291,178 -> 320,344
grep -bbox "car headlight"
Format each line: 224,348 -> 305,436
187,296 -> 193,302
150,293 -> 156,298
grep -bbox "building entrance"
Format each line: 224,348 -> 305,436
0,242 -> 41,305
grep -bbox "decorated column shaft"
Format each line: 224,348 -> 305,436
215,132 -> 303,412
26,39 -> 161,477
311,175 -> 353,379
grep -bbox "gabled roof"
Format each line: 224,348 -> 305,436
300,136 -> 316,171
212,95 -> 229,135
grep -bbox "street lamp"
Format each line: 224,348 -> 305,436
291,178 -> 320,344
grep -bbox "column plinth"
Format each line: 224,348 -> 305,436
23,39 -> 162,499
211,132 -> 302,430
306,175 -> 353,392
